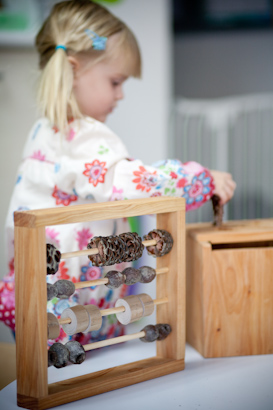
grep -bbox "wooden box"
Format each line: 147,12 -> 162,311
186,219 -> 273,358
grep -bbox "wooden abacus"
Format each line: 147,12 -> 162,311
14,197 -> 185,409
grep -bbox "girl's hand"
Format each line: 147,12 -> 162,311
209,170 -> 236,205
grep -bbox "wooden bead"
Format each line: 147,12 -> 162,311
115,293 -> 154,325
83,304 -> 102,333
47,313 -> 60,340
61,305 -> 90,335
138,293 -> 154,317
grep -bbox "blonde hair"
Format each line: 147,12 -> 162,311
35,0 -> 141,133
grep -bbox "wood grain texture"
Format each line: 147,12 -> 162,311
14,197 -> 185,228
186,238 -> 211,356
187,219 -> 273,244
15,226 -> 48,398
156,209 -> 185,360
15,197 -> 186,409
17,357 -> 185,410
186,220 -> 273,358
204,247 -> 273,357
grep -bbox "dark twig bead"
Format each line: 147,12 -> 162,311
139,266 -> 156,283
65,341 -> 86,364
48,349 -> 57,367
211,194 -> 223,227
155,323 -> 172,340
54,279 -> 75,299
140,324 -> 159,343
47,283 -> 58,301
105,270 -> 125,289
49,343 -> 69,368
122,267 -> 142,285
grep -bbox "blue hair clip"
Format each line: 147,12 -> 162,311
85,29 -> 107,51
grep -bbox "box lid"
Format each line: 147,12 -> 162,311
186,219 -> 273,244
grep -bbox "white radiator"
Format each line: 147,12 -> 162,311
173,94 -> 273,223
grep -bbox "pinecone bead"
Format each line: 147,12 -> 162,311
46,244 -> 61,275
119,232 -> 144,262
87,236 -> 106,266
105,270 -> 125,289
139,266 -> 156,283
144,229 -> 173,257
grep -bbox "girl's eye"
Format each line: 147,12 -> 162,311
112,80 -> 120,86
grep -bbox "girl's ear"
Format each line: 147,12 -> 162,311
67,56 -> 80,77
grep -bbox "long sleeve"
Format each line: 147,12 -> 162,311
111,158 -> 214,211
7,117 -> 215,220
52,119 -> 215,211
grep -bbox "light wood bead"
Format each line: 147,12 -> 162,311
115,293 -> 154,325
47,313 -> 60,340
83,305 -> 102,333
138,293 -> 154,317
61,305 -> 90,335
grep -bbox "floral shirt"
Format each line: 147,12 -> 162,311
0,117 -> 214,345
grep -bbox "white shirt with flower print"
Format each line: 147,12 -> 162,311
0,117 -> 215,345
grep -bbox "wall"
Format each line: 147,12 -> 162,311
174,30 -> 273,99
0,0 -> 172,342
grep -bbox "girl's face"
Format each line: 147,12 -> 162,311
72,52 -> 129,123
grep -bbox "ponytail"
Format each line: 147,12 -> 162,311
37,47 -> 81,133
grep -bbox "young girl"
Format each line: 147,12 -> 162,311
0,0 -> 235,345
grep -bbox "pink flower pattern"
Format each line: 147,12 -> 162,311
132,166 -> 158,193
52,185 -> 78,206
83,160 -> 107,187
76,228 -> 93,250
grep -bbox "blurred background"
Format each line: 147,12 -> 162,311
0,0 -> 272,343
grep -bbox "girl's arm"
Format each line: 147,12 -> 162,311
54,121 -> 236,211
109,158 -> 219,211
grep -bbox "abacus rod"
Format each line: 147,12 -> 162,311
100,305 -> 125,317
84,331 -> 146,351
58,297 -> 168,325
74,267 -> 169,290
75,278 -> 109,289
154,297 -> 168,306
61,239 -> 157,259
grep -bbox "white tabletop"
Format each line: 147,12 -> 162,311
1,341 -> 273,410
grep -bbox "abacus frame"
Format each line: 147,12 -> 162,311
14,197 -> 185,410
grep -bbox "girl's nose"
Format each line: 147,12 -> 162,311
116,86 -> 124,101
